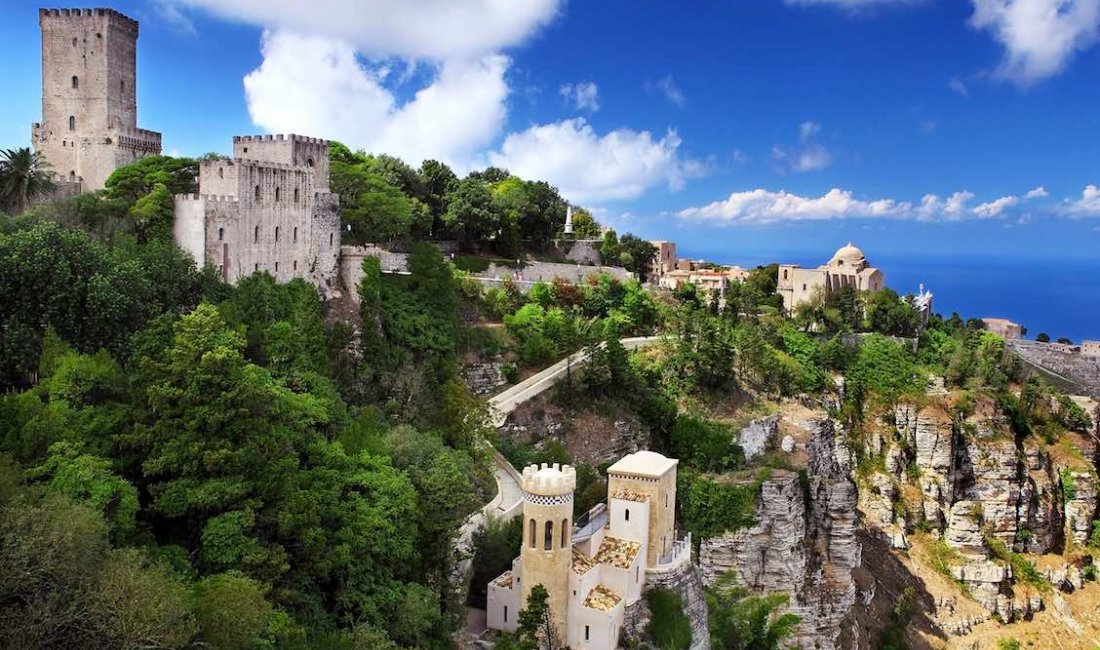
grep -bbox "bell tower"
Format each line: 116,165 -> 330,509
519,463 -> 576,643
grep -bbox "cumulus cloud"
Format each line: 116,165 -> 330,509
487,118 -> 703,203
1025,186 -> 1049,198
243,31 -> 508,168
773,121 -> 832,172
1060,184 -> 1100,215
559,82 -> 600,112
171,0 -> 562,60
969,0 -> 1100,85
676,185 -> 1053,225
646,75 -> 686,107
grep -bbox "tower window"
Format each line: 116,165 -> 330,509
120,80 -> 124,94
293,227 -> 298,243
254,185 -> 261,202
503,606 -> 508,623
254,226 -> 259,243
275,187 -> 280,202
217,227 -> 224,241
254,263 -> 259,272
72,37 -> 77,47
294,188 -> 299,203
544,521 -> 553,551
625,508 -> 630,522
71,76 -> 78,89
306,157 -> 315,168
293,260 -> 298,271
329,233 -> 333,246
275,226 -> 280,242
561,518 -> 568,548
528,519 -> 536,549
68,171 -> 76,182
68,115 -> 75,131
585,626 -> 590,641
218,167 -> 224,179
274,262 -> 278,273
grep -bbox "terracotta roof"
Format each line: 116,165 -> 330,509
594,536 -> 642,569
492,571 -> 514,588
611,489 -> 650,503
572,548 -> 597,575
583,584 -> 623,611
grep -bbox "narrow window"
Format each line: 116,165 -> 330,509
218,167 -> 224,179
243,147 -> 248,154
254,226 -> 259,243
585,625 -> 590,641
71,75 -> 78,89
72,37 -> 77,47
254,263 -> 259,271
783,269 -> 788,280
561,518 -> 568,548
293,260 -> 298,271
275,226 -> 280,242
625,508 -> 630,522
68,115 -> 75,131
329,233 -> 333,246
217,227 -> 224,241
274,262 -> 278,272
293,227 -> 298,243
294,188 -> 300,203
306,157 -> 315,168
544,521 -> 553,551
120,79 -> 124,94
802,284 -> 807,291
254,185 -> 261,201
503,606 -> 508,623
666,493 -> 669,507
274,187 -> 280,202
528,519 -> 536,549
636,565 -> 640,583
68,171 -> 76,182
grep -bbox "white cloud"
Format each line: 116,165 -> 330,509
773,121 -> 832,172
1061,184 -> 1100,215
487,118 -> 702,203
172,0 -> 562,60
559,82 -> 600,112
1025,186 -> 1049,198
969,0 -> 1100,85
646,75 -> 686,107
243,30 -> 508,169
676,184 -> 1054,225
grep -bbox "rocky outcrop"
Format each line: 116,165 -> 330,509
622,562 -> 711,650
737,415 -> 779,461
1062,470 -> 1098,547
956,438 -> 1020,547
700,418 -> 860,650
895,404 -> 956,530
462,359 -> 507,396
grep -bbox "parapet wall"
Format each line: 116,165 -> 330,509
39,8 -> 139,34
521,463 -> 577,496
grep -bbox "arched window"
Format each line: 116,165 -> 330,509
293,227 -> 298,243
306,157 -> 315,168
275,226 -> 280,242
218,167 -> 224,179
254,226 -> 259,243
528,519 -> 536,548
217,227 -> 224,241
782,269 -> 788,280
71,76 -> 78,89
72,37 -> 77,47
68,115 -> 75,131
68,171 -> 76,182
561,519 -> 568,548
625,508 -> 630,522
254,185 -> 261,201
274,187 -> 280,202
120,80 -> 124,94
294,188 -> 299,203
543,521 -> 553,551
254,263 -> 259,271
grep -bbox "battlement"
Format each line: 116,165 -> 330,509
39,8 -> 139,33
522,463 -> 577,496
232,158 -> 309,172
234,134 -> 329,146
174,194 -> 241,204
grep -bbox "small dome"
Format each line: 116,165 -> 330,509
830,242 -> 867,267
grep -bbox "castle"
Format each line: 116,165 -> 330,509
486,451 -> 690,648
32,8 -> 162,192
172,135 -> 342,290
777,242 -> 886,311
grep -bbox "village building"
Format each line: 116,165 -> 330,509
33,8 -> 161,193
649,241 -> 678,280
1080,341 -> 1100,357
982,318 -> 1025,340
486,451 -> 690,649
777,242 -> 885,312
172,135 -> 341,292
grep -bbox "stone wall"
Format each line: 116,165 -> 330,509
553,239 -> 603,266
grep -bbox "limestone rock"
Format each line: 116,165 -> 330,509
461,359 -> 506,396
738,414 -> 780,461
1062,470 -> 1099,547
944,501 -> 987,557
957,438 -> 1019,546
895,404 -> 955,530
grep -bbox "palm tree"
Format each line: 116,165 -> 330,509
0,147 -> 55,215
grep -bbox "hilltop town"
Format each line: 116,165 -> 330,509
4,7 -> 1100,650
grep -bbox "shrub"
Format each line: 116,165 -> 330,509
646,588 -> 692,650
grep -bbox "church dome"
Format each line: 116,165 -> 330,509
830,242 -> 867,268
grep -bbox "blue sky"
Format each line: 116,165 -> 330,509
3,0 -> 1100,265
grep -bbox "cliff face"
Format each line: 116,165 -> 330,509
700,418 -> 861,650
698,394 -> 1100,648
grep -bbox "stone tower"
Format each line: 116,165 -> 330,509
32,8 -> 161,192
519,462 -> 576,642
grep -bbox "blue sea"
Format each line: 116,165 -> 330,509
685,250 -> 1100,344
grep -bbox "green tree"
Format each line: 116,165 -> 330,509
443,177 -> 498,250
517,584 -> 559,650
646,587 -> 693,650
1036,332 -> 1050,343
618,233 -> 658,281
103,155 -> 198,202
568,207 -> 601,239
0,147 -> 55,214
706,573 -> 800,650
193,571 -> 275,650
